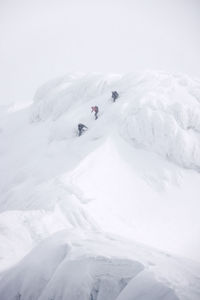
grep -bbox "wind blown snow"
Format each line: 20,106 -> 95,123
0,71 -> 200,300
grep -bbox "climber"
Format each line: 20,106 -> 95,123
112,91 -> 119,102
91,106 -> 99,120
78,123 -> 88,136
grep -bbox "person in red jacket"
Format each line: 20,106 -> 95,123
91,106 -> 99,120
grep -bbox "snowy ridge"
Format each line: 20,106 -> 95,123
32,71 -> 200,169
0,71 -> 200,299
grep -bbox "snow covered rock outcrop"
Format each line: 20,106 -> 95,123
0,71 -> 200,299
1,230 -> 199,300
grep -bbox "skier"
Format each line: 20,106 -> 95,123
78,123 -> 88,136
91,106 -> 99,120
112,91 -> 119,102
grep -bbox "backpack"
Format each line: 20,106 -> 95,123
92,106 -> 98,113
112,91 -> 119,99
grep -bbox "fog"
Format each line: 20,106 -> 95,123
0,0 -> 200,104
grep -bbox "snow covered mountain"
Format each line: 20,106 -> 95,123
0,71 -> 200,300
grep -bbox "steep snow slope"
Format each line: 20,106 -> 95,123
70,136 -> 200,257
0,71 -> 200,299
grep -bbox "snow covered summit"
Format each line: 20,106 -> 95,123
0,71 -> 200,300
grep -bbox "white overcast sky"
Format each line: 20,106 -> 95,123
0,0 -> 200,104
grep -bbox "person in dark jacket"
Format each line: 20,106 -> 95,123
78,123 -> 88,136
91,106 -> 99,120
112,91 -> 119,102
